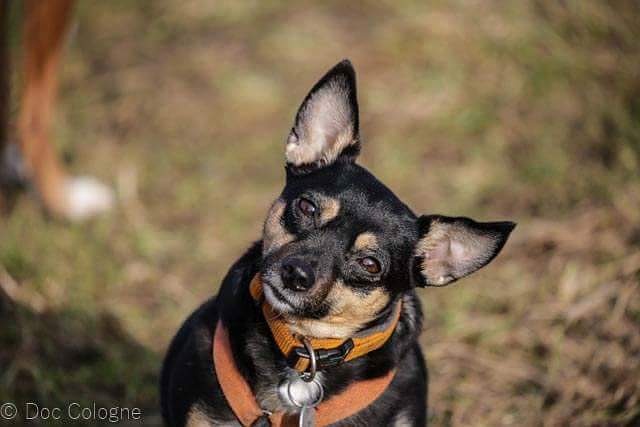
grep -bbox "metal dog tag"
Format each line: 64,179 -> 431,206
298,405 -> 316,427
279,376 -> 324,408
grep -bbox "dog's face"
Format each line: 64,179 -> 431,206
260,60 -> 515,338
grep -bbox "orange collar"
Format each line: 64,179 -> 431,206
213,321 -> 396,426
249,274 -> 402,373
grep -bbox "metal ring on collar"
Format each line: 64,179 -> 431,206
300,337 -> 317,382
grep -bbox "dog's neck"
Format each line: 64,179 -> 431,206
283,315 -> 366,339
248,275 -> 403,374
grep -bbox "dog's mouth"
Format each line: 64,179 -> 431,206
262,279 -> 298,314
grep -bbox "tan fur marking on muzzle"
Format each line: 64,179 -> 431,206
286,280 -> 390,338
263,199 -> 294,255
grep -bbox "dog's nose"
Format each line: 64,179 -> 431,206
280,258 -> 315,292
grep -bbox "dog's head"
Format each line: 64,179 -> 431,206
261,60 -> 515,338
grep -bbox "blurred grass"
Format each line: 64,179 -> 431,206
1,0 -> 639,425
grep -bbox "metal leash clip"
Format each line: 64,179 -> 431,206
300,337 -> 317,382
295,338 -> 323,427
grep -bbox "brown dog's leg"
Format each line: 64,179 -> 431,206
17,0 -> 75,217
17,0 -> 113,220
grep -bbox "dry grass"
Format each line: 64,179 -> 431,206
1,0 -> 639,425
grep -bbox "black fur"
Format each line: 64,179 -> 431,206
161,60 -> 514,426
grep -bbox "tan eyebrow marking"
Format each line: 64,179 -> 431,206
354,232 -> 378,251
319,197 -> 340,225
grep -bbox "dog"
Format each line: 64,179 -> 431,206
160,60 -> 515,427
0,0 -> 113,220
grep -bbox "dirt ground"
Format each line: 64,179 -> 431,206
1,1 -> 639,425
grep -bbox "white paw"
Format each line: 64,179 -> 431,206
64,176 -> 115,221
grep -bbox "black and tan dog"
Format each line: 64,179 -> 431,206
161,60 -> 515,427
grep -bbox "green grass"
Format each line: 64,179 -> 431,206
1,0 -> 639,425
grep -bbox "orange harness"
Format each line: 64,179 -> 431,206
212,275 -> 401,426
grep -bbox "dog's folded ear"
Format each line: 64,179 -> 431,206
412,215 -> 515,287
285,59 -> 360,173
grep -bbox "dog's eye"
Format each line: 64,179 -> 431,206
358,257 -> 381,274
297,198 -> 317,217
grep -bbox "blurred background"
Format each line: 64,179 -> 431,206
1,1 -> 639,425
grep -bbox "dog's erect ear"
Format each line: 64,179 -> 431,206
285,59 -> 360,173
412,215 -> 515,287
